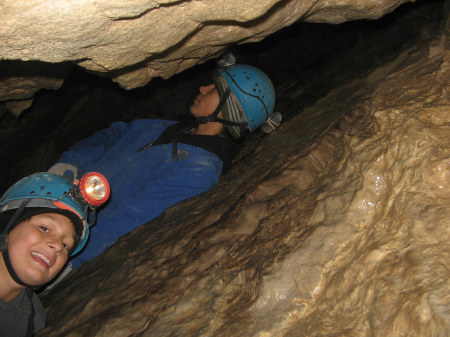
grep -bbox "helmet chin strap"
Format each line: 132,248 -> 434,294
196,87 -> 248,130
2,249 -> 30,287
1,199 -> 35,288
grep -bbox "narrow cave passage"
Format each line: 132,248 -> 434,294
0,0 -> 448,336
0,0 -> 450,337
0,0 -> 444,195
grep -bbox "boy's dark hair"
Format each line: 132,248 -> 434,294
0,208 -> 80,253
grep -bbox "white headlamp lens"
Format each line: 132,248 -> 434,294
85,176 -> 107,200
79,172 -> 110,206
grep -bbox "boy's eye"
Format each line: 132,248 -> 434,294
39,226 -> 49,232
62,243 -> 69,251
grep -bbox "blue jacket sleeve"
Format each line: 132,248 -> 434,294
70,153 -> 222,268
54,121 -> 136,171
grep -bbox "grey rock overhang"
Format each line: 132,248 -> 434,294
0,0 -> 412,115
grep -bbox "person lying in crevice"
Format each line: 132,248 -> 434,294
49,62 -> 281,271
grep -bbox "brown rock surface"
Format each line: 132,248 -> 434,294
38,2 -> 449,336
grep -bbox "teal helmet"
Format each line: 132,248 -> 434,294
213,64 -> 276,138
0,172 -> 110,255
0,172 -> 109,286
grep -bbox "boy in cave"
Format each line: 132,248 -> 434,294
49,62 -> 281,271
0,171 -> 109,336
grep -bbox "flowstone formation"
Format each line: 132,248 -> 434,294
39,2 -> 449,336
0,0 -> 411,116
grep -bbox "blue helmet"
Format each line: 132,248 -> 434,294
213,64 -> 276,138
0,172 -> 110,256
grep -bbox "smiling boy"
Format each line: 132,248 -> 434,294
1,213 -> 75,298
0,172 -> 109,336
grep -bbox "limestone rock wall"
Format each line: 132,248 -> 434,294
39,2 -> 449,336
0,0 -> 411,115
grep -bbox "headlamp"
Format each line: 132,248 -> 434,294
73,172 -> 110,208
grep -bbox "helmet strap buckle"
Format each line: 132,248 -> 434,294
261,111 -> 283,134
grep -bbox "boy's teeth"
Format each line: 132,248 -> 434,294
31,252 -> 50,266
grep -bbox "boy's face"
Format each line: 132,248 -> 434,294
7,213 -> 76,286
190,84 -> 220,118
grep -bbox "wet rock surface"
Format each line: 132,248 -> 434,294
31,1 -> 450,336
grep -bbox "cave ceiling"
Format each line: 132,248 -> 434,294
0,0 -> 413,117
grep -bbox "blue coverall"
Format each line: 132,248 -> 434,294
55,119 -> 224,268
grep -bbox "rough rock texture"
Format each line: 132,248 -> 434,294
0,0 -> 412,115
38,2 -> 449,336
0,61 -> 70,117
